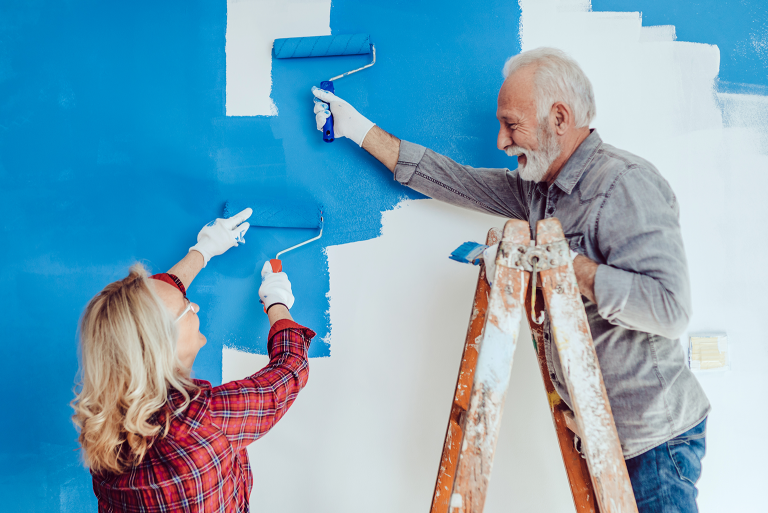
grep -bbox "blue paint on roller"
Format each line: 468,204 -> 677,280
275,34 -> 374,142
273,34 -> 371,59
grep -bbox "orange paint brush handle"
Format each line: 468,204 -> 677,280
270,259 -> 282,273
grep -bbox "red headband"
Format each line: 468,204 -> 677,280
149,273 -> 187,298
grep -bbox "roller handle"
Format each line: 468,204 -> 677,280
261,259 -> 284,313
321,80 -> 335,143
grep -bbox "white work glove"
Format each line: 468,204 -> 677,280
259,261 -> 295,312
189,208 -> 252,267
482,243 -> 579,286
312,87 -> 375,147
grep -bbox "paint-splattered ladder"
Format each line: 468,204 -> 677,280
431,218 -> 638,513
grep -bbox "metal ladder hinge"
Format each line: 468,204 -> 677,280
497,239 -> 570,272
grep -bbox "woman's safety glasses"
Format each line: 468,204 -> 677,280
175,298 -> 198,324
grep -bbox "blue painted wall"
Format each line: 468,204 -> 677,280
0,0 -> 764,511
0,0 -> 517,510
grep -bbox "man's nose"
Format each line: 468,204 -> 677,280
497,127 -> 510,151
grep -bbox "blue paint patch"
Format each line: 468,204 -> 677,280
0,0 -> 520,509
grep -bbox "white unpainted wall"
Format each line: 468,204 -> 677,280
225,201 -> 571,512
225,0 -> 330,116
225,0 -> 768,511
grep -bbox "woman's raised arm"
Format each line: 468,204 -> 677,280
168,207 -> 253,289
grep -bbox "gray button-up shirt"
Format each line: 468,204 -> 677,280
393,130 -> 710,458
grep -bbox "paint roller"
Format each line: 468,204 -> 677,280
273,34 -> 375,142
223,199 -> 323,273
223,35 -> 371,271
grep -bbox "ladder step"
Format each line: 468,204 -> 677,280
563,410 -> 580,437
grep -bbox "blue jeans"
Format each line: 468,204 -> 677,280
626,418 -> 707,513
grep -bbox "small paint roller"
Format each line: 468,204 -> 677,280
269,216 -> 323,273
272,34 -> 375,143
223,199 -> 324,272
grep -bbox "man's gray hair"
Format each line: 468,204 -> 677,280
502,47 -> 596,128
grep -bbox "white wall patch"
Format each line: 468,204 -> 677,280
226,0 -> 331,116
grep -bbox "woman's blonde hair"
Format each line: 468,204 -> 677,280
71,263 -> 198,475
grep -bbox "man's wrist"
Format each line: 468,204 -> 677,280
361,125 -> 401,172
353,121 -> 376,147
573,255 -> 598,303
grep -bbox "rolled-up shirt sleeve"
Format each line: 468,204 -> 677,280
394,140 -> 529,220
207,320 -> 314,451
593,168 -> 692,339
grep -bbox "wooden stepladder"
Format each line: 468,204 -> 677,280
430,219 -> 638,513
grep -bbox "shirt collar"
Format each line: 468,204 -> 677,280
551,129 -> 602,195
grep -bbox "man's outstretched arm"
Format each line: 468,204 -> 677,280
312,88 -> 528,220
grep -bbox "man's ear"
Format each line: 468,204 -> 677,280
552,102 -> 571,135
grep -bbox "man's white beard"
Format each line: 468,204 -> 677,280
505,124 -> 561,182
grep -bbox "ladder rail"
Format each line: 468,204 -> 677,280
448,220 -> 531,513
526,287 -> 599,513
430,229 -> 500,513
536,219 -> 637,513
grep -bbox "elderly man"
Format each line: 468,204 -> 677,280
312,47 -> 710,511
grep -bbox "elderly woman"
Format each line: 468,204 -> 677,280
71,208 -> 315,512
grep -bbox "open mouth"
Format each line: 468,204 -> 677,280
517,154 -> 527,167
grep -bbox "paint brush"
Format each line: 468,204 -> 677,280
449,241 -> 489,265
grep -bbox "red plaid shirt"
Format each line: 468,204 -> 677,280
92,319 -> 315,513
